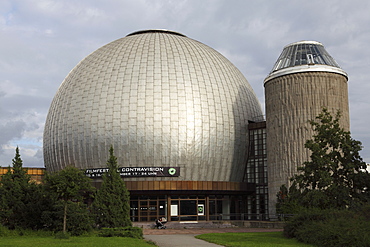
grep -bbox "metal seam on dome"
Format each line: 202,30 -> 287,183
126,29 -> 186,37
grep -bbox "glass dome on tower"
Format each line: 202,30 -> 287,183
264,41 -> 347,83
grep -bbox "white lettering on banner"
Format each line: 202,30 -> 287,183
85,168 -> 109,174
119,167 -> 164,172
84,167 -> 180,178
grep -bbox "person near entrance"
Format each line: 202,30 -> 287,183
155,217 -> 167,229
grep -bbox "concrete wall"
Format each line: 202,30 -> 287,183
264,71 -> 349,217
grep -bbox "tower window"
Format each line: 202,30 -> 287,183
307,54 -> 314,65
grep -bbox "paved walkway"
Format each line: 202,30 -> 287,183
143,228 -> 283,247
144,234 -> 223,247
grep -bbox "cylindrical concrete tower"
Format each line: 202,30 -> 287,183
264,41 -> 349,217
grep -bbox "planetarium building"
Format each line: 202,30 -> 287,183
44,30 -> 348,221
44,30 -> 265,222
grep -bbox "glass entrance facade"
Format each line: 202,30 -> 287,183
130,195 -> 167,222
244,121 -> 268,220
130,194 -> 251,222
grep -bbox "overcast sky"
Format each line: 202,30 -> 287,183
1,0 -> 370,168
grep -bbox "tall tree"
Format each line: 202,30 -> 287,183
44,166 -> 94,233
92,146 -> 131,228
10,146 -> 29,181
0,147 -> 32,228
277,108 -> 370,212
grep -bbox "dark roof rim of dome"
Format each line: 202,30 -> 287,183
126,29 -> 187,37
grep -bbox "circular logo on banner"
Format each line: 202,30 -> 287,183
168,168 -> 177,175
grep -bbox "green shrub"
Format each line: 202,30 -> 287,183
298,218 -> 370,247
18,229 -> 54,237
0,225 -> 13,237
283,208 -> 326,238
0,225 -> 54,237
284,207 -> 370,247
41,201 -> 93,236
54,231 -> 70,239
98,226 -> 143,239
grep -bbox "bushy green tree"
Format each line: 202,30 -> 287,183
284,206 -> 370,246
41,200 -> 93,235
43,166 -> 95,233
21,183 -> 52,230
0,147 -> 33,228
277,108 -> 370,212
276,185 -> 299,215
92,146 -> 131,228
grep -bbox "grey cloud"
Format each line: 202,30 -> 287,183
0,0 -> 369,166
34,149 -> 43,160
0,147 -> 44,168
2,94 -> 51,113
0,120 -> 27,151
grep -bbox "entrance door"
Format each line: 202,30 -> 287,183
180,200 -> 197,221
130,196 -> 167,222
170,196 -> 206,221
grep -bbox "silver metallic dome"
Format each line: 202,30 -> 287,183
43,30 -> 263,182
265,41 -> 347,83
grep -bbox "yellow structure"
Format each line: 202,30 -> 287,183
0,167 -> 45,184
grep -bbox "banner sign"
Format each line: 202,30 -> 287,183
84,167 -> 180,178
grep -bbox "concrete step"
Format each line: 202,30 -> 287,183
133,221 -> 236,229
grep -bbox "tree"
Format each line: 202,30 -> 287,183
92,146 -> 131,228
277,108 -> 370,212
21,182 -> 52,230
40,198 -> 94,235
44,166 -> 95,233
0,147 -> 33,228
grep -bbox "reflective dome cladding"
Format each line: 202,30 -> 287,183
43,30 -> 263,182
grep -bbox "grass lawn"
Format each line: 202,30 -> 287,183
196,231 -> 313,247
0,231 -> 313,247
0,236 -> 156,247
